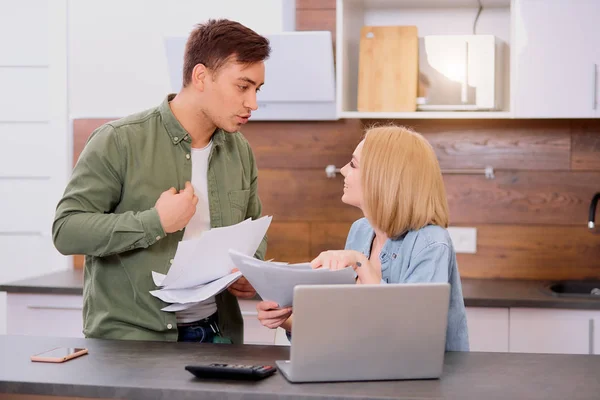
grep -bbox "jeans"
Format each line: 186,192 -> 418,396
177,314 -> 218,343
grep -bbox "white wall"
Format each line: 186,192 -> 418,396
0,0 -> 71,334
68,0 -> 296,118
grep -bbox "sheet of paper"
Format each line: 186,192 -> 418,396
150,271 -> 242,306
161,302 -> 200,312
228,250 -> 356,307
157,216 -> 271,290
152,271 -> 166,287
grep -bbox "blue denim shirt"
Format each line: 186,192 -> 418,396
345,218 -> 470,352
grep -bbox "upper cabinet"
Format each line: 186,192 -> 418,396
335,0 -> 600,119
512,0 -> 600,118
336,0 -> 513,119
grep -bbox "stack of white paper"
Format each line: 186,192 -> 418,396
150,216 -> 272,312
228,249 -> 356,307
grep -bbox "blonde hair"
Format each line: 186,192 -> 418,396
361,125 -> 449,237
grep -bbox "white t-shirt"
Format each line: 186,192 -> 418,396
175,140 -> 217,324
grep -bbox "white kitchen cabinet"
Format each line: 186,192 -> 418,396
513,0 -> 600,118
238,299 -> 277,345
509,308 -> 599,354
6,294 -> 278,345
465,307 -> 510,352
7,293 -> 84,338
593,315 -> 600,355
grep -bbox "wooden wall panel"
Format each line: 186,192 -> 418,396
74,254 -> 84,269
72,119 -> 115,166
571,121 -> 600,171
72,119 -> 116,269
71,116 -> 600,278
296,0 -> 336,9
241,119 -> 363,169
296,0 -> 336,45
456,225 -> 600,280
264,222 -> 310,263
310,222 -> 353,257
445,171 -> 600,225
258,169 -> 362,222
368,119 -> 572,170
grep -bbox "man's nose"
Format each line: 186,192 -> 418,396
245,92 -> 258,111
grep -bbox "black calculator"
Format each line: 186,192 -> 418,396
185,363 -> 277,381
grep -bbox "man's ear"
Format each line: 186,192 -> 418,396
191,64 -> 207,91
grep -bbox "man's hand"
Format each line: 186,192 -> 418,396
227,269 -> 257,299
155,182 -> 198,233
310,250 -> 382,284
256,301 -> 293,330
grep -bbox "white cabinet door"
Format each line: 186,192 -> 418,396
7,294 -> 278,344
594,316 -> 600,355
7,293 -> 84,338
238,299 -> 277,345
510,308 -> 597,354
513,0 -> 600,118
465,307 -> 509,352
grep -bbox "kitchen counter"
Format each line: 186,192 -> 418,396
0,269 -> 83,295
1,335 -> 599,400
2,269 -> 600,310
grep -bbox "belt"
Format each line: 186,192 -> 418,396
177,312 -> 218,328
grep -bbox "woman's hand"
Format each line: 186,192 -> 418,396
256,301 -> 293,330
310,250 -> 382,284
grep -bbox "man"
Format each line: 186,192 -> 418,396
52,19 -> 270,343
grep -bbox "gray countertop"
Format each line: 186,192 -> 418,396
1,335 -> 599,400
2,269 -> 600,309
0,269 -> 84,295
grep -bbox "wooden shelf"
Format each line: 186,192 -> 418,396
339,111 -> 513,119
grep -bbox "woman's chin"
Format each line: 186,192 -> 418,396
341,194 -> 356,208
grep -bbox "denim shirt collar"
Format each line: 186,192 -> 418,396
358,226 -> 403,275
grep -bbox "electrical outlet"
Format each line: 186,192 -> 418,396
447,227 -> 477,254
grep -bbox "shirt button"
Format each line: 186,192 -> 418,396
156,235 -> 161,241
186,154 -> 190,160
167,324 -> 173,329
169,259 -> 174,264
392,253 -> 397,259
173,137 -> 178,141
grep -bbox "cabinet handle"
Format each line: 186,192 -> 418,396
594,64 -> 598,111
27,306 -> 83,311
589,319 -> 595,355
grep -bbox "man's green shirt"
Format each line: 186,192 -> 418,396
52,95 -> 267,342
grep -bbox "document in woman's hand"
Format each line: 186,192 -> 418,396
228,250 -> 356,307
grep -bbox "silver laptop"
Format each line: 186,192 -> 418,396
276,283 -> 450,383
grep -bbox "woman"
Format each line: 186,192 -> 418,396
257,125 -> 469,351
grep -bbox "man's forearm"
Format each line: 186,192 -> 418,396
52,208 -> 165,257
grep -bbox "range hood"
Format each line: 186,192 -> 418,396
164,31 -> 337,121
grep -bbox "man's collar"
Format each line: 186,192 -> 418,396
159,94 -> 226,146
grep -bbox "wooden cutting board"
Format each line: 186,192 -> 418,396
357,26 -> 418,112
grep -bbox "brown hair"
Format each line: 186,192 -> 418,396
361,125 -> 449,237
183,19 -> 271,87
